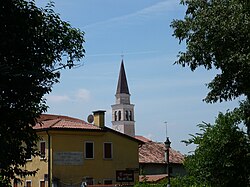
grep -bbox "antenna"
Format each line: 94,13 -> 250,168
87,114 -> 94,124
164,121 -> 168,138
121,51 -> 124,60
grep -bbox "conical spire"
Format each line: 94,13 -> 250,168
116,60 -> 130,94
112,59 -> 135,137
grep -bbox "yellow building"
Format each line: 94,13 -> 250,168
14,110 -> 142,187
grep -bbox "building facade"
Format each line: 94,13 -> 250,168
136,136 -> 186,181
14,111 -> 142,187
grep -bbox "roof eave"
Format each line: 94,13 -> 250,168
104,126 -> 144,144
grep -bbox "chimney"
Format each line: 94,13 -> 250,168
93,110 -> 106,128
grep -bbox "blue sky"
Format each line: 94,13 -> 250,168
37,0 -> 240,154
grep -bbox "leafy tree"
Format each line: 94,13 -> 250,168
171,0 -> 250,134
183,111 -> 250,187
0,0 -> 85,185
171,176 -> 210,187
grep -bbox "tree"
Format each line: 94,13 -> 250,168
0,0 -> 85,185
183,111 -> 250,187
171,0 -> 250,133
171,175 -> 210,187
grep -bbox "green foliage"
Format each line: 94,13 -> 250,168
0,175 -> 11,187
0,0 -> 85,185
238,99 -> 250,135
171,2 -> 250,184
171,0 -> 250,103
183,111 -> 250,187
134,177 -> 210,187
171,176 -> 210,187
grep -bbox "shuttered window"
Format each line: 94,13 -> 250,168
104,142 -> 113,159
40,141 -> 46,158
85,141 -> 94,159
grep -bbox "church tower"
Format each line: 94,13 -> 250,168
112,60 -> 135,137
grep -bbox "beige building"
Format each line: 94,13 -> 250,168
13,111 -> 142,187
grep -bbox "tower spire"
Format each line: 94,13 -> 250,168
116,60 -> 130,95
112,60 -> 135,137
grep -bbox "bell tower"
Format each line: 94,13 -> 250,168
112,60 -> 135,137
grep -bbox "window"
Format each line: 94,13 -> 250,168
129,111 -> 133,121
40,141 -> 46,158
104,142 -> 113,159
25,147 -> 32,160
114,111 -> 117,121
118,111 -> 121,121
125,111 -> 129,120
14,179 -> 20,187
26,153 -> 31,160
104,179 -> 112,185
85,142 -> 94,159
13,180 -> 18,187
26,180 -> 32,187
86,177 -> 93,185
170,167 -> 173,174
40,180 -> 45,187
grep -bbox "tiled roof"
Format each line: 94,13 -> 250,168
135,135 -> 152,143
139,174 -> 168,183
34,114 -> 101,130
139,141 -> 184,164
35,114 -> 143,144
37,114 -> 87,123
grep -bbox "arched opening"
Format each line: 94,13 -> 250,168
114,111 -> 117,121
129,111 -> 133,121
118,111 -> 121,121
125,110 -> 129,121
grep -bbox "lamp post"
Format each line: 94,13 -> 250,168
164,137 -> 171,187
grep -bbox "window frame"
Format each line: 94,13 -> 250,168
39,180 -> 45,187
103,142 -> 113,159
84,141 -> 94,159
118,111 -> 121,121
40,141 -> 46,159
13,179 -> 20,187
26,180 -> 32,187
25,147 -> 32,161
114,111 -> 117,121
125,110 -> 129,120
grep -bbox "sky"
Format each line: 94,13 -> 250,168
36,0 -> 240,154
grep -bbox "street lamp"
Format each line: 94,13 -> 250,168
164,137 -> 171,187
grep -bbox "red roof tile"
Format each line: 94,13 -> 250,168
34,114 -> 100,130
139,141 -> 184,164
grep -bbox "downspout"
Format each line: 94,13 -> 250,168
46,130 -> 51,187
